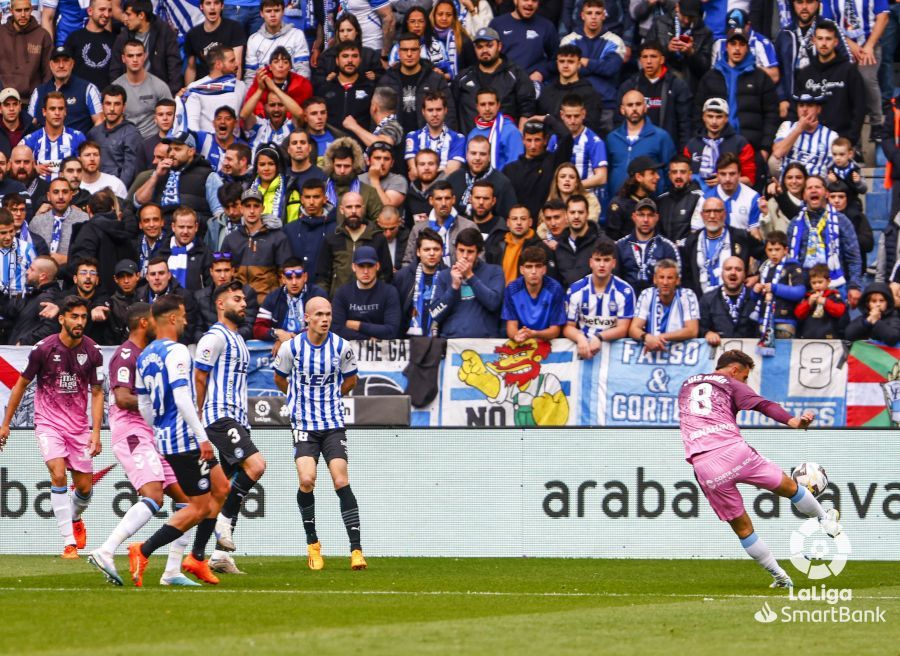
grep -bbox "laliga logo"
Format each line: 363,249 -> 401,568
789,518 -> 852,579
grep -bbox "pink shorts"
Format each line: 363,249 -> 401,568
692,441 -> 785,522
112,434 -> 178,492
35,428 -> 93,474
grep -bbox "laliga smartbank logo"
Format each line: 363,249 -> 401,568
753,519 -> 887,624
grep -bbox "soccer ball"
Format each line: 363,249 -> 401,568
791,462 -> 829,497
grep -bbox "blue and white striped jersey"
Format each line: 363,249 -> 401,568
774,121 -> 837,177
22,128 -> 86,181
0,238 -> 36,295
404,125 -> 466,169
712,32 -> 779,68
635,287 -> 700,335
195,323 -> 250,428
273,332 -> 358,431
708,183 -> 761,232
566,274 -> 635,337
245,118 -> 295,156
195,131 -> 228,172
136,339 -> 199,456
548,128 -> 608,180
822,0 -> 889,41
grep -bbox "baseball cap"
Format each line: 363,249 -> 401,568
793,92 -> 827,105
473,27 -> 500,42
627,156 -> 663,176
0,88 -> 20,104
50,46 -> 74,60
162,130 -> 197,148
114,259 -> 138,276
367,140 -> 393,155
635,198 -> 658,213
726,26 -> 750,42
353,246 -> 379,265
241,188 -> 264,204
727,8 -> 749,29
702,97 -> 730,114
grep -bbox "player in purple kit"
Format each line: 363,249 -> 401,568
0,296 -> 104,559
88,304 -> 199,587
678,350 -> 842,588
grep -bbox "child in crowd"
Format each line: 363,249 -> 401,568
795,264 -> 848,339
845,282 -> 900,345
752,230 -> 805,352
826,137 -> 867,215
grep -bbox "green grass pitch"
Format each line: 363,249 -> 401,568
1,557 -> 899,655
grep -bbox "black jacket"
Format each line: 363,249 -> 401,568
136,280 -> 200,345
104,286 -> 143,346
646,14 -> 714,91
616,70 -> 693,148
453,57 -> 536,133
501,120 -> 574,219
392,260 -> 447,336
845,283 -> 900,344
657,183 -> 704,243
193,282 -> 259,342
67,212 -> 138,294
319,76 -> 376,135
605,193 -> 641,242
377,61 -> 457,134
695,64 -> 780,151
794,51 -> 866,145
537,78 -> 607,136
313,44 -> 384,88
446,167 -> 518,220
680,227 -> 766,297
0,281 -> 60,345
110,19 -> 183,94
699,286 -> 760,338
157,238 -> 212,292
554,222 -> 606,287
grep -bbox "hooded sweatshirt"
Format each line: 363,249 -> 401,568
66,211 -> 138,294
794,48 -> 866,145
845,283 -> 900,345
0,17 -> 51,98
244,23 -> 311,82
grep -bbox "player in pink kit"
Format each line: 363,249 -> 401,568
87,303 -> 199,587
679,350 -> 842,588
0,296 -> 105,559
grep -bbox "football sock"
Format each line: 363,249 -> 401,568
164,507 -> 191,577
336,485 -> 361,551
741,532 -> 786,578
221,470 -> 255,519
50,486 -> 75,546
100,497 -> 158,555
790,485 -> 827,520
191,518 -> 216,561
141,524 -> 184,558
297,489 -> 318,545
71,489 -> 92,519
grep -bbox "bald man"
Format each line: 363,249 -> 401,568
699,255 -> 759,346
0,255 -> 62,345
606,89 -> 676,198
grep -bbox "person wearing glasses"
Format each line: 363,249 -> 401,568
194,251 -> 259,341
37,255 -> 110,343
254,258 -> 327,354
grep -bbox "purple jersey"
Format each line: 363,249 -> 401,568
678,373 -> 793,461
108,340 -> 152,443
22,334 -> 103,435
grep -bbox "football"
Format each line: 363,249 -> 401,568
792,462 -> 830,497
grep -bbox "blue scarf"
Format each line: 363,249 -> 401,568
789,204 -> 845,288
434,27 -> 458,76
755,260 -> 786,356
325,177 -> 360,210
283,287 -> 304,332
161,169 -> 182,207
722,286 -> 748,326
50,213 -> 65,253
713,51 -> 757,133
167,236 -> 193,288
650,288 -> 680,334
407,263 -> 436,336
140,236 -> 161,276
428,208 -> 458,265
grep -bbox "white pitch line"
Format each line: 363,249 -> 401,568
0,587 -> 898,601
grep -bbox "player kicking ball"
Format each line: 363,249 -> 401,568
0,295 -> 104,559
678,350 -> 842,588
273,297 -> 366,571
88,303 -> 199,587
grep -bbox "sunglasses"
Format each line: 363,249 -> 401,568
212,252 -> 232,261
284,270 -> 305,278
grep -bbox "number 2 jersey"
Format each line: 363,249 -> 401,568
677,373 -> 793,462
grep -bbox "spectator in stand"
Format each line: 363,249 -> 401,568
29,46 -> 102,136
684,97 -> 757,189
283,129 -> 325,191
750,229 -> 806,340
183,45 -> 247,135
846,283 -> 900,344
112,40 -> 173,141
710,9 -> 780,83
0,89 -> 36,158
606,156 -> 661,240
88,85 -> 143,188
220,142 -> 255,189
538,45 -> 606,137
795,262 -> 848,338
284,179 -> 336,273
446,135 -> 517,219
359,142 -> 407,208
466,180 -> 503,241
404,148 -> 442,225
142,99 -> 175,163
430,227 -> 505,338
547,96 -> 606,196
705,152 -> 762,238
826,138 -> 867,215
681,195 -> 765,297
109,0 -> 182,95
240,68 -> 305,156
243,0 -> 311,83
760,161 -> 807,237
537,198 -> 569,251
303,96 -> 348,168
103,258 -> 143,344
429,0 -> 477,79
485,205 -> 547,285
393,228 -> 446,336
316,190 -> 392,296
195,251 -> 259,340
565,0 -> 635,55
403,180 -> 476,267
75,142 -> 125,199
772,93 -> 838,179
67,188 -> 136,294
312,12 -> 384,89
628,258 -> 700,350
253,257 -> 325,346
0,0 -> 51,100
386,6 -> 451,77
563,239 -> 635,358
404,91 -> 465,181
646,0 -> 714,92
0,208 -> 36,296
321,138 -> 383,222
827,179 -> 873,260
134,202 -> 164,275
157,206 -> 212,292
699,255 -> 759,346
617,40 -> 693,149
184,0 -> 246,84
64,0 -> 114,91
556,194 -> 606,287
606,90 -> 676,199
491,0 -> 558,84
0,254 -> 60,345
57,156 -> 89,209
2,193 -> 46,255
502,246 -> 566,343
245,45 -> 311,121
776,0 -> 829,114
319,42 -> 376,133
657,154 -> 704,244
466,88 -> 523,172
787,175 -> 863,305
547,162 -> 602,225
8,144 -> 47,217
0,150 -> 26,199
615,198 -> 681,295
629,0 -> 675,41
24,92 -> 86,182
222,188 -> 292,304
29,176 -> 87,266
50,255 -> 109,343
453,27 -> 536,133
559,0 -> 626,134
207,182 -> 244,252
376,205 -> 408,273
195,107 -> 241,175
332,246 -> 401,340
503,118 -> 575,220
136,256 -> 200,343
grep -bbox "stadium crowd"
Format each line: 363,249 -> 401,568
0,0 -> 898,353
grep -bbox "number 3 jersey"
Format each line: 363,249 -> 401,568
677,373 -> 793,462
136,339 -> 200,456
194,323 -> 250,429
273,332 -> 358,432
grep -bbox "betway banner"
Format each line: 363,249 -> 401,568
0,428 -> 896,558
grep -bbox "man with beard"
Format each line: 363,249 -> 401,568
77,141 -> 126,198
240,66 -> 304,155
103,259 -> 143,344
0,0 -> 51,99
133,203 -> 165,276
67,188 -> 136,294
157,207 -> 211,293
57,156 -> 91,209
64,0 -> 115,91
134,131 -> 216,224
468,180 -> 503,242
332,246 -> 401,340
0,149 -> 26,199
684,97 -> 757,189
316,191 -> 392,296
606,90 -> 675,199
699,255 -> 759,346
446,136 -> 517,221
657,154 -> 705,244
219,142 -> 254,189
135,257 -> 201,343
88,85 -> 143,188
485,205 -> 550,286
403,181 -> 476,268
320,42 -> 376,131
491,0 -> 558,83
41,256 -> 110,343
404,148 -> 441,226
30,176 -> 88,266
555,195 -> 606,287
112,40 -> 173,141
0,255 -> 61,345
504,118 -> 575,221
359,142 -> 407,208
9,143 -> 48,217
23,92 -> 86,182
0,88 -> 37,157
283,129 -> 324,191
615,198 -> 681,295
403,91 -> 464,181
321,139 -> 382,223
196,252 -> 259,340
183,45 -> 246,135
28,46 -> 102,135
467,88 -> 524,173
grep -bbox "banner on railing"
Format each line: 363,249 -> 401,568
847,341 -> 900,427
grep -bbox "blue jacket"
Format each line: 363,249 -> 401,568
29,75 -> 101,135
605,119 -> 676,197
332,279 -> 402,340
283,211 -> 338,276
430,260 -> 505,338
490,13 -> 559,79
559,30 -> 626,108
615,232 -> 681,294
787,212 -> 864,291
467,120 -> 524,171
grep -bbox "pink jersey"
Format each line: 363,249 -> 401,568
678,373 -> 793,461
22,334 -> 104,435
107,340 -> 153,443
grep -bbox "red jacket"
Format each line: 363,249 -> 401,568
247,71 -> 313,119
795,289 -> 846,320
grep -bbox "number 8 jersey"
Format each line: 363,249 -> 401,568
136,339 -> 201,456
677,373 -> 793,462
